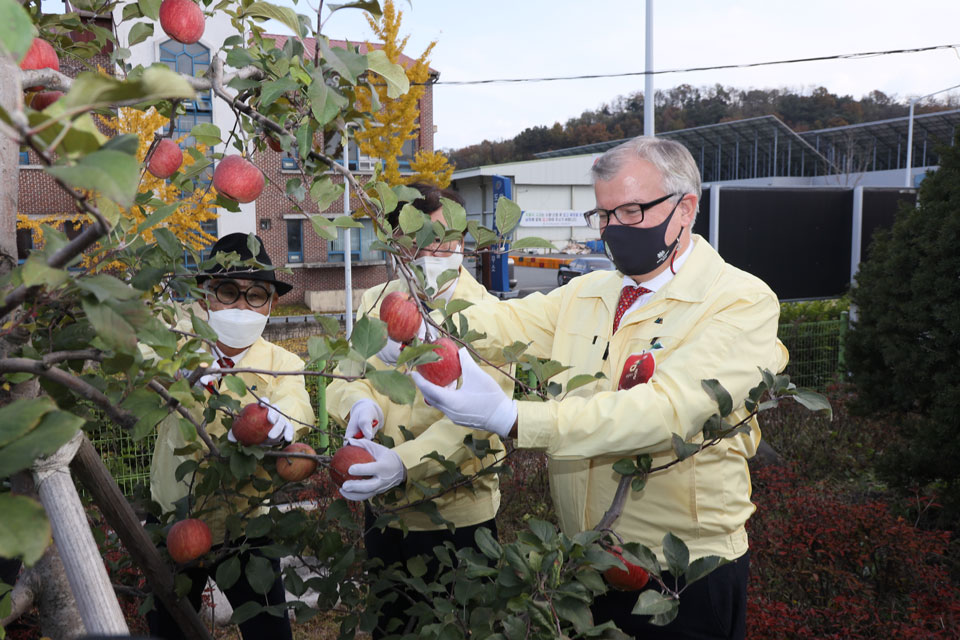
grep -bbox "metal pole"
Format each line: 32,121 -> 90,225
644,0 -> 654,137
709,184 -> 721,251
343,129 -> 353,337
850,185 -> 863,284
904,99 -> 916,188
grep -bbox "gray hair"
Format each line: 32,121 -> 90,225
591,137 -> 701,207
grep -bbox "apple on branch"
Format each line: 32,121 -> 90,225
276,443 -> 318,482
380,290 -> 422,343
328,444 -> 375,488
213,155 -> 265,203
231,403 -> 272,446
603,546 -> 650,591
147,138 -> 183,179
19,38 -> 59,92
158,0 -> 205,45
166,518 -> 212,564
415,337 -> 461,387
29,91 -> 64,111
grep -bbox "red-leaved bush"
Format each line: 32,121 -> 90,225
747,463 -> 960,638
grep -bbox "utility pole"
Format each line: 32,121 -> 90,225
644,0 -> 654,137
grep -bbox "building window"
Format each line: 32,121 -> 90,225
281,156 -> 299,171
19,151 -> 29,165
159,39 -> 213,182
399,137 -> 417,170
183,218 -> 219,268
327,219 -> 383,262
286,219 -> 303,263
16,229 -> 33,264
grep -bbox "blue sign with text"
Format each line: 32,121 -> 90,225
490,175 -> 512,292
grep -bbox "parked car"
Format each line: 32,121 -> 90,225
557,256 -> 614,286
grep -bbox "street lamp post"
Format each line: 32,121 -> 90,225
644,0 -> 654,137
904,82 -> 960,188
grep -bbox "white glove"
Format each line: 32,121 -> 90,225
375,320 -> 434,366
410,347 -> 517,438
345,399 -> 384,440
227,397 -> 294,445
339,438 -> 406,501
197,360 -> 221,391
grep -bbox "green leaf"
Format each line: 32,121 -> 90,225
328,1 -> 382,17
685,555 -> 727,586
511,236 -> 559,251
367,370 -> 416,406
230,600 -> 266,625
222,375 -> 247,398
215,554 -> 241,590
434,268 -> 459,293
332,215 -> 363,228
127,21 -> 154,46
46,149 -> 140,207
793,389 -> 833,420
495,196 -> 522,236
0,398 -> 57,448
474,524 -> 502,560
308,81 -> 348,126
0,411 -> 83,478
318,37 -> 367,85
225,47 -> 256,69
0,0 -> 36,63
309,215 -> 337,241
246,2 -> 306,37
190,122 -> 222,146
440,197 -> 467,232
310,178 -> 344,211
76,274 -> 139,302
136,202 -> 179,234
374,182 -> 398,217
395,342 -> 439,368
259,77 -> 298,107
406,554 -> 427,578
121,390 -> 169,441
0,494 -> 50,566
350,315 -> 387,359
670,433 -> 700,461
20,254 -> 68,289
82,299 -> 138,353
397,203 -> 425,234
365,49 -> 410,99
528,519 -> 555,543
554,597 -> 593,632
138,0 -> 161,20
701,379 -> 733,417
661,532 -> 689,577
564,373 -> 600,394
153,227 -> 183,259
612,458 -> 637,476
64,66 -> 196,108
102,133 -> 141,156
631,590 -> 677,618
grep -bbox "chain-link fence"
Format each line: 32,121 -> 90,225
776,314 -> 848,391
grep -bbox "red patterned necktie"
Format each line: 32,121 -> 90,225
613,286 -> 652,333
204,356 -> 235,394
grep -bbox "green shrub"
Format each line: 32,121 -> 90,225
846,131 -> 960,527
779,296 -> 849,323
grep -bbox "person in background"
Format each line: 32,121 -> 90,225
148,233 -> 314,640
411,138 -> 788,639
326,184 -> 511,638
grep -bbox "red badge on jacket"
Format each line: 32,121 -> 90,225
619,352 -> 655,390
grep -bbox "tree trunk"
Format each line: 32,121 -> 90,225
0,543 -> 87,640
71,434 -> 215,640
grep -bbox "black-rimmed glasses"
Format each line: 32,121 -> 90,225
583,193 -> 678,230
206,280 -> 274,308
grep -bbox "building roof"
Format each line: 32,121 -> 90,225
265,35 -> 439,78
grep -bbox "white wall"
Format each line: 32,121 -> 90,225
113,11 -> 256,238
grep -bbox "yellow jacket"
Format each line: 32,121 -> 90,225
327,270 -> 508,531
463,236 -> 788,563
150,337 -> 314,543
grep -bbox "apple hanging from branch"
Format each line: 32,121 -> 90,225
328,445 -> 375,488
213,155 -> 265,203
380,290 -> 422,343
276,443 -> 318,482
166,518 -> 212,564
147,138 -> 183,179
415,337 -> 462,387
231,403 -> 272,446
158,0 -> 205,45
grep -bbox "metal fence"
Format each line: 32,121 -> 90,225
86,317 -> 847,496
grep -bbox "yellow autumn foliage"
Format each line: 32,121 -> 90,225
354,0 -> 453,186
17,107 -> 219,264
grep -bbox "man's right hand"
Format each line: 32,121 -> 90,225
345,398 -> 384,440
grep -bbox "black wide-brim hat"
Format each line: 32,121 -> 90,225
196,232 -> 293,296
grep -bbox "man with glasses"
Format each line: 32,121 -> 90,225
411,137 -> 787,639
148,233 -> 313,640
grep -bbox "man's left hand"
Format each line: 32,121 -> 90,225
260,397 -> 295,445
339,438 -> 406,501
410,347 -> 517,438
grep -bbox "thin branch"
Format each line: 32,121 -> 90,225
146,379 -> 219,457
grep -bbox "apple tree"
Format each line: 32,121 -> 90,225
0,1 -> 832,638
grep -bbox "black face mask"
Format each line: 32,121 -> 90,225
601,200 -> 683,276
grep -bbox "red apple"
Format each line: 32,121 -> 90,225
265,135 -> 283,152
147,138 -> 183,179
158,0 -> 205,45
415,337 -> 461,387
603,546 -> 650,591
328,444 -> 375,488
19,38 -> 59,91
380,290 -> 421,343
213,155 -> 265,203
276,442 -> 318,482
231,402 -> 272,446
167,518 -> 212,564
29,90 -> 64,111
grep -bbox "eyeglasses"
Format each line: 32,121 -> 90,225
583,193 -> 679,230
206,280 -> 274,308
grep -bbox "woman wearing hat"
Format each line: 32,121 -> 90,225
148,233 -> 314,640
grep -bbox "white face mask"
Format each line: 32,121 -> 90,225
207,308 -> 269,349
412,246 -> 463,300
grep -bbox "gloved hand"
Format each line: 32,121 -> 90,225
339,438 -> 406,501
410,347 -> 517,438
375,318 -> 434,366
227,397 -> 294,446
196,360 -> 221,391
345,398 -> 384,440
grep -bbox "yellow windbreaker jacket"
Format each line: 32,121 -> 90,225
150,337 -> 314,543
463,236 -> 789,563
327,270 -> 508,531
